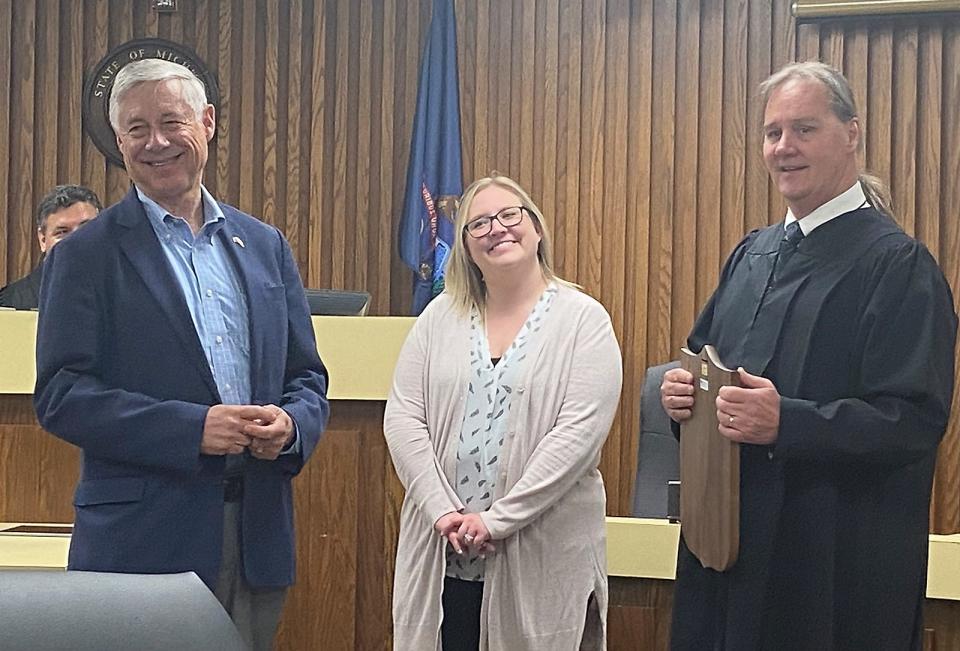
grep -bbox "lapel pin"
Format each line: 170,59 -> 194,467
232,236 -> 245,248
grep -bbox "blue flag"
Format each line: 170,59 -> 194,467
398,0 -> 463,314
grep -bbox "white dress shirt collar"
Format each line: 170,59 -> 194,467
784,181 -> 867,236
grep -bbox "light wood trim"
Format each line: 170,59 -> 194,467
0,313 -> 413,401
6,517 -> 958,603
793,0 -> 960,18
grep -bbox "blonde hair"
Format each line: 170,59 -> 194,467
443,174 -> 575,315
759,61 -> 894,218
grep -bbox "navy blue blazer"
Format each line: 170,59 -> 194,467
34,188 -> 329,589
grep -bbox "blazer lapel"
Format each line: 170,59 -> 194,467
115,189 -> 220,399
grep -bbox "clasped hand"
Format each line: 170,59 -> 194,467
661,366 -> 781,445
435,512 -> 496,556
201,404 -> 294,460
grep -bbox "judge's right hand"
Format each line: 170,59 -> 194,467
661,368 -> 695,422
201,404 -> 273,455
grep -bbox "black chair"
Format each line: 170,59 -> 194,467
632,361 -> 681,518
303,288 -> 371,316
0,570 -> 246,651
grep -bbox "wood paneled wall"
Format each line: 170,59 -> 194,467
459,1 -> 960,525
1,0 -> 958,532
2,2 -> 959,649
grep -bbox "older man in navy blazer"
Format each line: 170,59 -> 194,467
34,59 -> 328,651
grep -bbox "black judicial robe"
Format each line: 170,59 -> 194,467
670,207 -> 957,651
0,264 -> 42,310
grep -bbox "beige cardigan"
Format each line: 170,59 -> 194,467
384,286 -> 623,650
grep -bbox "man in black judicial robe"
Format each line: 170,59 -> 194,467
661,62 -> 957,650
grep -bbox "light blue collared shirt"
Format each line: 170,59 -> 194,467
138,186 -> 300,456
138,186 -> 252,406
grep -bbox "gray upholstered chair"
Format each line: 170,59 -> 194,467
0,571 -> 246,651
303,288 -> 371,315
632,360 -> 681,518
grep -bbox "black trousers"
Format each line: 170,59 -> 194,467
441,577 -> 483,651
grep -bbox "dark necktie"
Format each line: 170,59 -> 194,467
774,221 -> 804,281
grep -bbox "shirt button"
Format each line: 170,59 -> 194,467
517,387 -> 525,394
206,289 -> 213,298
767,451 -> 775,460
225,383 -> 231,391
215,336 -> 223,345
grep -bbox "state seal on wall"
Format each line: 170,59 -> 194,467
83,38 -> 219,167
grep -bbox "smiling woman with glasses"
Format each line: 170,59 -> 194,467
463,205 -> 529,238
385,173 -> 623,651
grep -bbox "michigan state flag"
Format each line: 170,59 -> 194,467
398,0 -> 463,314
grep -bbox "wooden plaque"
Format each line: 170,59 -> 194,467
679,345 -> 740,571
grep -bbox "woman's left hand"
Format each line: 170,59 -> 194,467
457,513 -> 493,551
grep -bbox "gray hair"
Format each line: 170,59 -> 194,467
108,59 -> 208,132
759,61 -> 894,218
37,185 -> 102,230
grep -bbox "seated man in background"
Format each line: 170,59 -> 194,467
0,184 -> 101,309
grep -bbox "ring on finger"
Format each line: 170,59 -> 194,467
464,533 -> 475,543
728,415 -> 735,424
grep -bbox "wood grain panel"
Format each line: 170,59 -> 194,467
515,1 -> 536,188
744,0 -> 772,234
262,0 -> 280,231
58,1 -> 83,184
933,22 -> 960,534
719,0 -> 749,279
581,0 -> 612,484
619,0 -> 655,514
284,0 -> 305,266
330,0 -> 350,290
649,0 -> 677,366
306,0 -> 328,289
355,0 -> 373,294
607,577 -> 674,651
866,24 -> 894,183
214,0 -> 234,201
0,1 -> 11,280
603,0 -> 631,510
8,3 -> 37,282
0,397 -> 77,522
696,1 -> 724,312
2,1 -> 959,648
371,0 -> 395,316
555,0 -> 582,278
673,0 -> 700,349
916,24 -> 942,250
534,0 -> 559,238
34,0 -> 59,219
80,0 -> 109,199
105,1 -> 133,204
892,25 -> 920,235
277,422 -> 360,650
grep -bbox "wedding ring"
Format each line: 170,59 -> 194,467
728,415 -> 735,424
464,533 -> 475,543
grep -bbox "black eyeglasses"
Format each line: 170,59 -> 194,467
464,206 -> 530,238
